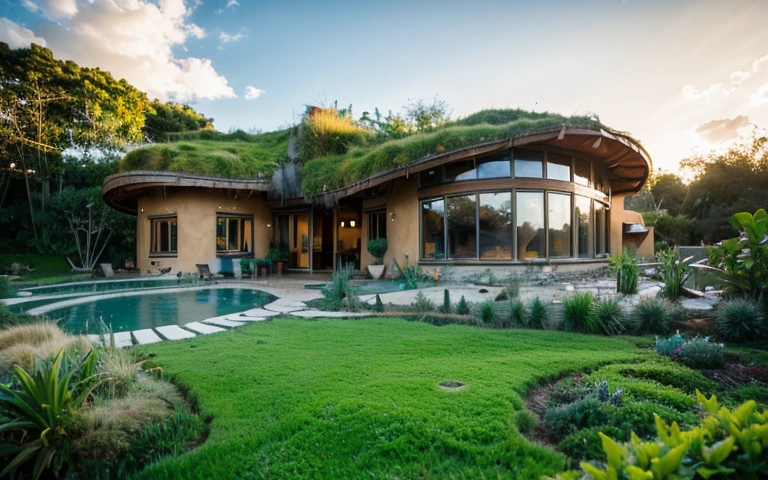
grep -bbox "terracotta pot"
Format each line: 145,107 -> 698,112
260,267 -> 268,277
276,261 -> 284,275
367,264 -> 385,280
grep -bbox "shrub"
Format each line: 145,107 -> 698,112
322,263 -> 360,311
0,277 -> 8,299
414,290 -> 435,313
496,276 -> 521,301
514,409 -> 539,434
367,238 -> 388,264
130,408 -> 207,465
554,392 -> 768,480
716,298 -> 767,342
299,106 -> 371,159
373,294 -> 385,313
561,292 -> 597,334
0,303 -> 40,329
558,425 -> 626,461
0,322 -> 91,373
480,300 -> 495,325
631,296 -> 676,334
608,248 -> 639,294
439,289 -> 452,314
657,248 -> 689,300
528,296 -> 549,330
544,398 -> 608,440
594,298 -> 625,335
677,337 -> 725,369
412,312 -> 483,327
656,330 -> 684,357
509,300 -> 527,328
0,349 -> 99,480
456,296 -> 470,315
95,342 -> 144,399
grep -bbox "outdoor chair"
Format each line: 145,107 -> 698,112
196,264 -> 212,281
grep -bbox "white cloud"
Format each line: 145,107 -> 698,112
750,84 -> 768,105
21,0 -> 77,19
694,115 -> 751,143
11,1 -> 235,102
0,18 -> 47,48
682,83 -> 732,100
215,0 -> 239,14
219,30 -> 246,44
683,52 -> 768,100
244,86 -> 264,100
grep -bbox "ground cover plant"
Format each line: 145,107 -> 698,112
133,317 -> 645,479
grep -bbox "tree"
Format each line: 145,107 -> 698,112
143,100 -> 213,141
650,173 -> 687,216
405,96 -> 452,132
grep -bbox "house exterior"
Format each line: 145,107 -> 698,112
103,122 -> 654,278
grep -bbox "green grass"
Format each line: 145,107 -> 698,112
119,129 -> 291,179
0,254 -> 84,291
136,317 -> 644,479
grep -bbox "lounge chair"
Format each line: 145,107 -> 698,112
196,264 -> 212,280
98,263 -> 115,277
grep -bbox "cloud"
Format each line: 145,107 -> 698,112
0,18 -> 47,48
683,52 -> 768,100
244,86 -> 264,100
694,115 -> 751,143
11,1 -> 235,102
219,30 -> 246,44
215,0 -> 239,14
750,84 -> 768,105
682,83 -> 732,100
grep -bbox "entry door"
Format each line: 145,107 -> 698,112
294,213 -> 310,268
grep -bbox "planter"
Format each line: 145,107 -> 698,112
368,264 -> 385,280
260,267 -> 268,277
276,261 -> 284,275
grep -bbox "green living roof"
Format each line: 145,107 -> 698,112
118,109 -> 619,197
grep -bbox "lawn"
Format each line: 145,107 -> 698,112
136,317 -> 646,479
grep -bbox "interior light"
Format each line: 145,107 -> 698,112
9,163 -> 15,169
340,221 -> 345,228
266,223 -> 272,228
350,220 -> 356,228
390,212 -> 397,222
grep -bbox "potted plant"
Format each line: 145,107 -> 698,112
254,258 -> 268,277
367,238 -> 388,279
276,241 -> 290,275
267,246 -> 279,274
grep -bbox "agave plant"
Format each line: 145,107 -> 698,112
0,349 -> 100,480
608,248 -> 639,295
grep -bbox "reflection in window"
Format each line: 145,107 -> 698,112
150,216 -> 177,254
479,192 -> 512,259
445,160 -> 476,182
477,156 -> 511,179
576,196 -> 591,258
547,153 -> 572,182
514,149 -> 544,178
516,191 -> 545,259
422,199 -> 445,259
420,168 -> 441,187
216,216 -> 252,253
447,195 -> 477,258
595,202 -> 607,255
575,159 -> 590,186
548,193 -> 571,257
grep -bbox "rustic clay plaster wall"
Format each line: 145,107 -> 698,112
609,193 -> 655,258
136,187 -> 272,274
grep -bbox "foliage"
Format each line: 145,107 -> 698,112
373,294 -> 385,313
558,425 -> 626,462
657,247 -> 692,300
643,213 -> 694,247
0,321 -> 90,372
480,300 -> 496,325
133,318 -> 643,479
509,300 -> 527,328
299,106 -> 371,159
456,295 -> 470,315
716,298 -> 767,342
95,341 -> 143,399
529,297 -> 549,330
632,296 -> 676,334
514,409 -> 539,434
414,291 -> 435,313
608,248 -> 639,294
551,392 -> 768,480
143,100 -> 213,142
394,254 -> 426,290
656,331 -> 685,357
651,173 -> 688,217
0,349 -> 98,480
321,263 -> 360,312
439,289 -> 452,314
561,292 -> 622,335
594,299 -> 625,336
367,238 -> 388,264
677,337 -> 725,370
130,408 -> 207,466
0,277 -> 8,299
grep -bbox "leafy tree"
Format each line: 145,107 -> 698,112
143,100 -> 213,141
405,96 -> 452,131
650,173 -> 687,216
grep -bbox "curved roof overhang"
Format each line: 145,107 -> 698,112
312,126 -> 651,205
103,170 -> 271,215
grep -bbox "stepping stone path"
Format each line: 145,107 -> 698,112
133,329 -> 163,345
204,318 -> 246,328
184,322 -> 226,335
156,325 -> 197,340
262,300 -> 307,313
113,331 -> 134,348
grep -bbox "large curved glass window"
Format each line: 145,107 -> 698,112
517,191 -> 545,259
422,199 -> 445,259
447,195 -> 477,258
479,192 -> 512,259
575,159 -> 590,186
547,153 -> 572,182
548,193 -> 571,257
514,149 -> 544,178
478,155 -> 511,179
575,196 -> 591,258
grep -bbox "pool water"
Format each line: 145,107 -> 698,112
49,288 -> 276,334
15,278 -> 187,297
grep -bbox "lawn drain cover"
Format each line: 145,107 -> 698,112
439,380 -> 466,391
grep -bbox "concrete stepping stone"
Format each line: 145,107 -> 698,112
87,334 -> 101,344
263,300 -> 306,313
291,310 -> 371,318
156,325 -> 197,340
133,329 -> 163,345
238,308 -> 280,317
204,318 -> 246,328
227,315 -> 267,322
184,322 -> 226,334
113,331 -> 134,348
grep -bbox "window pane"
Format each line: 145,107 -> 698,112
422,199 -> 445,259
547,153 -> 571,182
575,159 -> 590,186
479,192 -> 512,259
548,193 -> 572,257
170,220 -> 177,252
228,218 -> 239,251
595,202 -> 606,255
514,148 -> 544,178
216,218 -> 227,251
445,160 -> 476,182
516,191 -> 545,259
576,196 -> 591,258
160,221 -> 169,252
420,167 -> 441,187
368,212 -> 386,240
241,219 -> 251,252
477,155 -> 511,179
447,194 -> 477,258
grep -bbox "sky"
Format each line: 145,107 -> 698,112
2,0 -> 768,174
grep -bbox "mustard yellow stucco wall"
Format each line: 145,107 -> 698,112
136,188 -> 272,274
609,193 -> 655,259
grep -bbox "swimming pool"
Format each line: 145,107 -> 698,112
38,288 -> 276,334
14,277 -> 189,297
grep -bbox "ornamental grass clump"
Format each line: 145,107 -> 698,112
480,300 -> 496,325
509,300 -> 527,328
561,292 -> 597,334
529,297 -> 549,330
608,248 -> 639,295
631,296 -> 676,335
594,298 -> 625,335
716,297 -> 767,342
657,247 -> 691,301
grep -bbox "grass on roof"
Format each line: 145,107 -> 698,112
134,317 -> 644,479
301,112 -> 602,195
119,129 -> 291,179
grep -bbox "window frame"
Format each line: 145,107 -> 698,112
367,209 -> 387,241
149,214 -> 178,258
216,213 -> 254,257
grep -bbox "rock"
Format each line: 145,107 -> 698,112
679,297 -> 719,311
